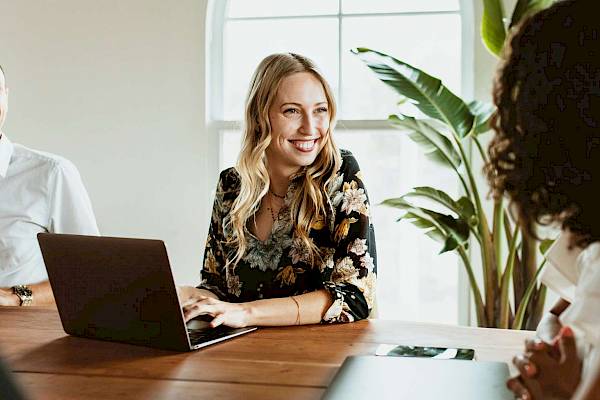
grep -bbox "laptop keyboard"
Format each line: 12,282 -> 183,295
188,325 -> 243,345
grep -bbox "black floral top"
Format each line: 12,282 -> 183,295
199,149 -> 377,323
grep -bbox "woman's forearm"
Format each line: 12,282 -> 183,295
245,289 -> 333,326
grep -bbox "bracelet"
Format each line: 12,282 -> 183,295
290,296 -> 300,325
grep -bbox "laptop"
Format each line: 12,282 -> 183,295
37,233 -> 256,352
322,355 -> 513,399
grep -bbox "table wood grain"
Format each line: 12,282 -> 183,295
0,307 -> 534,399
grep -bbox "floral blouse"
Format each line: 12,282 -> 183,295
199,149 -> 377,323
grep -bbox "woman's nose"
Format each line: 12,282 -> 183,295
299,115 -> 317,136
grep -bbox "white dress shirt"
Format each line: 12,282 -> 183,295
0,134 -> 99,287
542,232 -> 600,379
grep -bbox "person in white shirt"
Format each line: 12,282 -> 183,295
0,64 -> 99,306
484,1 -> 600,398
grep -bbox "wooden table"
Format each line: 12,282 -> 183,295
0,307 -> 534,399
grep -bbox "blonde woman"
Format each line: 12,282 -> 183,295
180,53 -> 377,328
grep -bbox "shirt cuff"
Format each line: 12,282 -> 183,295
321,282 -> 357,323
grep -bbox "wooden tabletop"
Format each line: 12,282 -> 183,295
0,307 -> 534,399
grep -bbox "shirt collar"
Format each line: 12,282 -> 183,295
0,133 -> 14,178
545,231 -> 583,283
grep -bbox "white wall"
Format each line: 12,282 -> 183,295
0,0 -> 212,285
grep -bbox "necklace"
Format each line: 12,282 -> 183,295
269,188 -> 286,199
267,193 -> 277,222
267,191 -> 285,222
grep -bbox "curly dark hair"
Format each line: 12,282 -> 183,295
486,0 -> 600,248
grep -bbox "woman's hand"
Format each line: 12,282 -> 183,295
507,326 -> 582,399
182,293 -> 252,328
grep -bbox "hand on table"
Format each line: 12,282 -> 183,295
507,326 -> 582,400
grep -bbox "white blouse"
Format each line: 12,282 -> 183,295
542,232 -> 600,378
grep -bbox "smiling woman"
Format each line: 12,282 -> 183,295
179,53 -> 377,328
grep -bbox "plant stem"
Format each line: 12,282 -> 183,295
499,224 -> 519,328
520,232 -> 538,325
493,198 -> 504,280
473,135 -> 489,164
504,213 -> 524,311
529,284 -> 547,329
452,133 -> 498,326
457,245 -> 486,327
512,260 -> 546,329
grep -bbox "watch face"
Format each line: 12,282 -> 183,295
14,285 -> 32,297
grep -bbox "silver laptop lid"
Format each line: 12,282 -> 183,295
323,355 -> 513,400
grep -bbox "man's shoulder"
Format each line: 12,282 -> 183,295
12,143 -> 78,175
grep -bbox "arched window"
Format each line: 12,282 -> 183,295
207,0 -> 472,324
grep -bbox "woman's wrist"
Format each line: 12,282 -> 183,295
241,302 -> 257,326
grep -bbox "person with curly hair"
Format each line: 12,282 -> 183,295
178,53 -> 377,328
485,0 -> 600,398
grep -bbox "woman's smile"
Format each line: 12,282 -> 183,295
289,138 -> 319,152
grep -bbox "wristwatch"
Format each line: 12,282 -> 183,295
12,285 -> 33,306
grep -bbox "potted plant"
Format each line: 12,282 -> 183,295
352,0 -> 555,329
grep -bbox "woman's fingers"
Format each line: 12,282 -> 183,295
182,295 -> 215,308
210,313 -> 226,328
557,326 -> 579,366
513,354 -> 538,378
525,338 -> 547,352
507,377 -> 532,400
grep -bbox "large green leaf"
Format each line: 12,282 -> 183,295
403,186 -> 459,212
457,197 -> 479,227
383,198 -> 470,253
352,47 -> 474,138
402,187 -> 476,225
510,0 -> 554,28
389,114 -> 461,170
482,0 -> 506,56
468,100 -> 496,135
402,212 -> 461,254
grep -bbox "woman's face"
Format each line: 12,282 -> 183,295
266,71 -> 330,177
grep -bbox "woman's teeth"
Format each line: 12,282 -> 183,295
291,139 -> 316,151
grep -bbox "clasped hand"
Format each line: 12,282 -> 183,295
507,326 -> 582,400
177,286 -> 251,328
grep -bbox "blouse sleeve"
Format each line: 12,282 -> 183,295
321,151 -> 377,323
198,170 -> 231,300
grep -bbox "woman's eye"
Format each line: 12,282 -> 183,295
316,107 -> 328,114
284,108 -> 300,115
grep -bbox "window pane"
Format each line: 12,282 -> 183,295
333,129 -> 459,323
341,14 -> 461,120
219,128 -> 460,324
228,0 -> 339,18
342,0 -> 460,14
223,18 -> 338,120
220,129 -> 243,170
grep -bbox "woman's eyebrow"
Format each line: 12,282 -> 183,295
280,101 -> 328,107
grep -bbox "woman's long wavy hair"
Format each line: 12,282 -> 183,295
486,0 -> 600,248
226,53 -> 341,266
